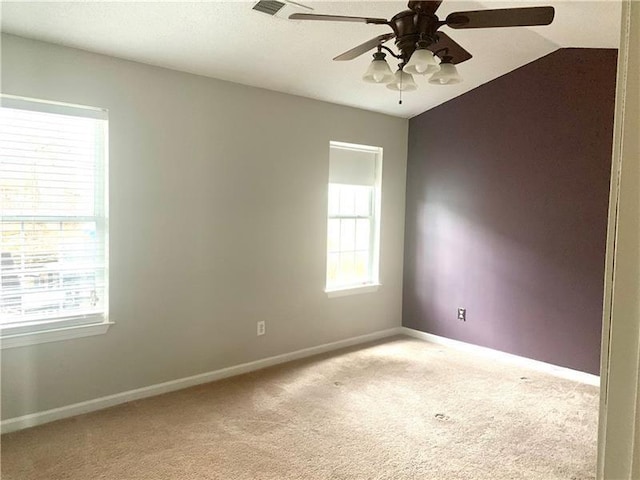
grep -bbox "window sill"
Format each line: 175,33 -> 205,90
325,284 -> 381,298
1,320 -> 114,349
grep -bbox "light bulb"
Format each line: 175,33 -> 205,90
362,52 -> 394,84
386,69 -> 417,91
428,61 -> 462,85
405,48 -> 440,76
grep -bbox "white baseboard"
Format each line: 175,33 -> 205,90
401,327 -> 600,387
1,327 -> 403,434
3,327 -> 597,434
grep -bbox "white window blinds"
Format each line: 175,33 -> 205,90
329,146 -> 377,186
0,96 -> 108,330
326,142 -> 382,291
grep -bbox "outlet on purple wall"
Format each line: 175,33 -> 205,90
402,48 -> 618,375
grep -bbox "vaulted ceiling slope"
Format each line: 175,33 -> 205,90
0,1 -> 621,118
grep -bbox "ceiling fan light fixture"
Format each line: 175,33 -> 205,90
362,51 -> 394,84
428,59 -> 462,85
386,68 -> 417,92
404,47 -> 440,76
293,3 -> 555,102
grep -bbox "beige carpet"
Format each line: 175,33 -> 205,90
1,336 -> 598,479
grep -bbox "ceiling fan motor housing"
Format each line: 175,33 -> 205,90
290,2 -> 554,67
390,10 -> 441,62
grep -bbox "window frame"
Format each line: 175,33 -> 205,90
325,141 -> 382,296
0,95 -> 112,349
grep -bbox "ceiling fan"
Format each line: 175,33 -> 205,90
290,1 -> 554,94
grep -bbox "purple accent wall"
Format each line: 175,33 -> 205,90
403,48 -> 617,375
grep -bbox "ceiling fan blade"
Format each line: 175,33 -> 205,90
407,1 -> 443,14
446,6 -> 555,29
289,13 -> 388,25
427,31 -> 472,65
333,33 -> 396,61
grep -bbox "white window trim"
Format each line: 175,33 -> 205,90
1,318 -> 114,349
1,94 -> 108,120
326,141 -> 383,295
325,283 -> 381,298
0,94 -> 111,348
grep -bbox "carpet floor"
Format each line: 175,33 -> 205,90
1,336 -> 599,479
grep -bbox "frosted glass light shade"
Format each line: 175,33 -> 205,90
405,48 -> 440,75
362,56 -> 394,84
386,70 -> 417,91
428,63 -> 462,85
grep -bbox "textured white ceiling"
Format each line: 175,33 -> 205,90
0,1 -> 621,118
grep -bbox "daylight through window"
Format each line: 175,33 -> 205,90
326,142 -> 381,291
0,96 -> 108,335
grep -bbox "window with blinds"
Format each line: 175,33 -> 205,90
0,96 -> 108,334
326,142 -> 382,291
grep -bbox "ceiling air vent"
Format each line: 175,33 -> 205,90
253,1 -> 286,16
252,0 -> 313,19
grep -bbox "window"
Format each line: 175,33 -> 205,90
0,95 -> 110,347
326,142 -> 381,294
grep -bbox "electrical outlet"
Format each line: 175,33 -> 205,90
457,308 -> 466,322
257,321 -> 266,336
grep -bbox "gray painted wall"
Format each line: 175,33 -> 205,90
0,34 -> 408,420
402,48 -> 617,375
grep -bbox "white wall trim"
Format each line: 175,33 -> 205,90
3,326 -> 599,434
401,327 -> 600,387
325,284 -> 380,298
1,321 -> 114,350
1,327 -> 402,434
